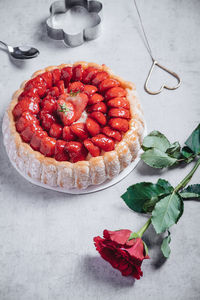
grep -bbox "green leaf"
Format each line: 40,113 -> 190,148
181,146 -> 195,163
166,142 -> 182,159
161,231 -> 171,258
180,192 -> 200,199
185,124 -> 200,155
121,182 -> 167,213
180,184 -> 200,200
157,179 -> 174,194
142,131 -> 170,152
141,148 -> 177,169
152,193 -> 183,233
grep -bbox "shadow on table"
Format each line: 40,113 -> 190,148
142,224 -> 167,269
83,255 -> 135,288
34,19 -> 70,49
0,116 -> 78,202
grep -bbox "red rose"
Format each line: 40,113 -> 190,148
94,229 -> 149,279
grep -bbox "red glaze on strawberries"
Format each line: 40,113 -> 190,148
91,134 -> 115,152
40,137 -> 56,157
55,140 -> 69,161
30,130 -> 48,151
49,123 -> 63,139
72,64 -> 83,82
108,118 -> 129,132
84,139 -> 100,157
61,66 -> 72,87
13,64 -> 132,162
86,117 -> 101,136
70,123 -> 89,140
98,78 -> 120,94
65,141 -> 87,163
89,111 -> 107,126
13,97 -> 39,119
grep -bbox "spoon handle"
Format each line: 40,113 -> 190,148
0,41 -> 8,48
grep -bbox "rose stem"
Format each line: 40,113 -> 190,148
137,218 -> 151,237
136,157 -> 200,237
174,156 -> 200,192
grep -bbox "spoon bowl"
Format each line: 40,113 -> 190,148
0,41 -> 39,60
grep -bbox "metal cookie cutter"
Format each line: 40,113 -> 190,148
46,0 -> 103,47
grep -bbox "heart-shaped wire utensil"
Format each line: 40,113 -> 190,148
144,60 -> 181,95
134,0 -> 181,95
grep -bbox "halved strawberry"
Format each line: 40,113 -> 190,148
70,123 -> 89,140
92,71 -> 109,86
108,118 -> 129,132
83,85 -> 98,96
91,134 -> 115,151
47,86 -> 60,98
41,72 -> 53,88
98,78 -> 120,94
65,141 -> 87,163
13,97 -> 39,119
72,64 -> 83,82
82,67 -> 99,84
63,125 -> 76,141
40,112 -> 57,131
57,96 -> 75,126
86,117 -> 100,136
20,123 -> 41,143
84,139 -> 100,157
30,130 -> 48,151
40,136 -> 56,157
55,140 -> 69,161
41,95 -> 57,114
56,80 -> 65,95
49,123 -> 63,139
61,66 -> 72,87
18,88 -> 39,102
16,112 -> 39,133
52,68 -> 61,85
108,108 -> 130,119
89,111 -> 107,126
71,93 -> 88,121
101,126 -> 122,141
24,76 -> 47,97
107,97 -> 130,109
68,81 -> 84,93
88,93 -> 104,105
87,102 -> 107,113
105,87 -> 126,100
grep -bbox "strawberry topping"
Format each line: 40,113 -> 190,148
13,64 -> 131,162
40,137 -> 56,157
55,140 -> 69,161
65,141 -> 87,163
91,134 -> 115,152
84,139 -> 101,157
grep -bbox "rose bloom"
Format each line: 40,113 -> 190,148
94,229 -> 149,279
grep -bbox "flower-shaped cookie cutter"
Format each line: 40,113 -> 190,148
46,0 -> 103,47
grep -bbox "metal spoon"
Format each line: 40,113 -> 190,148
0,41 -> 39,60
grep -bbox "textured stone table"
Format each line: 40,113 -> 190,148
0,0 -> 200,299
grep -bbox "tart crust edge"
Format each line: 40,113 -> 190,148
3,62 -> 145,190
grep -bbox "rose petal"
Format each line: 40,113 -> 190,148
103,229 -> 132,245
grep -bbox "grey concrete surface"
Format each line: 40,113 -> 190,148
0,0 -> 200,299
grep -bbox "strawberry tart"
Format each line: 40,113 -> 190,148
2,62 -> 145,190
